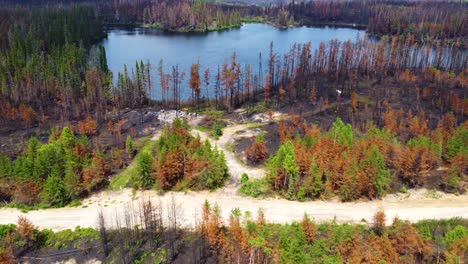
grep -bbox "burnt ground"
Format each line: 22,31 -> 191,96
0,108 -> 162,158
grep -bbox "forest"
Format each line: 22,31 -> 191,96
0,201 -> 467,263
0,0 -> 466,262
0,0 -> 465,201
240,116 -> 467,201
94,0 -> 468,45
0,5 -> 111,124
0,117 -> 230,208
0,1 -> 466,127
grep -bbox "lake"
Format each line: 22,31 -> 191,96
102,23 -> 366,100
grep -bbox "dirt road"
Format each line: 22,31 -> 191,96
1,111 -> 467,230
0,188 -> 467,231
193,124 -> 265,195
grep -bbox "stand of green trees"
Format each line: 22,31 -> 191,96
0,127 -> 111,208
133,118 -> 228,191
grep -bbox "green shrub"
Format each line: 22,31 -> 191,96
195,147 -> 228,190
444,225 -> 468,247
247,102 -> 267,115
239,178 -> 269,198
413,218 -> 467,243
68,200 -> 82,207
240,173 -> 249,184
442,167 -> 462,193
329,118 -> 353,146
0,224 -> 15,238
445,125 -> 468,159
210,121 -> 223,139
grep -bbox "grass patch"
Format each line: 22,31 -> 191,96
109,162 -> 137,190
195,125 -> 209,132
238,177 -> 270,198
145,23 -> 162,29
246,102 -> 268,115
68,200 -> 82,207
202,109 -> 225,119
206,23 -> 241,32
35,226 -> 100,249
225,141 -> 235,152
425,189 -> 442,199
134,136 -> 151,149
245,122 -> 265,129
3,202 -> 47,213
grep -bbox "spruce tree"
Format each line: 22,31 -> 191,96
41,175 -> 70,207
137,151 -> 154,189
363,146 -> 391,198
60,127 -> 75,147
126,135 -> 133,155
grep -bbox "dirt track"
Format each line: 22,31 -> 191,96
1,188 -> 467,231
1,111 -> 467,230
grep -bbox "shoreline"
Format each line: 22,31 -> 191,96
105,19 -> 368,34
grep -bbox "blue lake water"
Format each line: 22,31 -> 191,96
102,23 -> 366,100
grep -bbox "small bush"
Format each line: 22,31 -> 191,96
399,186 -> 408,193
444,225 -> 468,247
247,102 -> 267,115
0,224 -> 15,238
210,121 -> 223,139
239,178 -> 269,198
240,173 -> 249,184
246,134 -> 268,165
68,200 -> 82,207
441,166 -> 463,194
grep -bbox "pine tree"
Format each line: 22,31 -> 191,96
63,153 -> 80,199
60,127 -> 75,147
285,150 -> 298,200
329,117 -> 353,146
137,151 -> 154,189
189,62 -> 201,112
41,175 -> 70,207
363,146 -> 391,198
309,160 -> 323,198
125,135 -> 134,155
445,125 -> 467,160
301,213 -> 316,243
